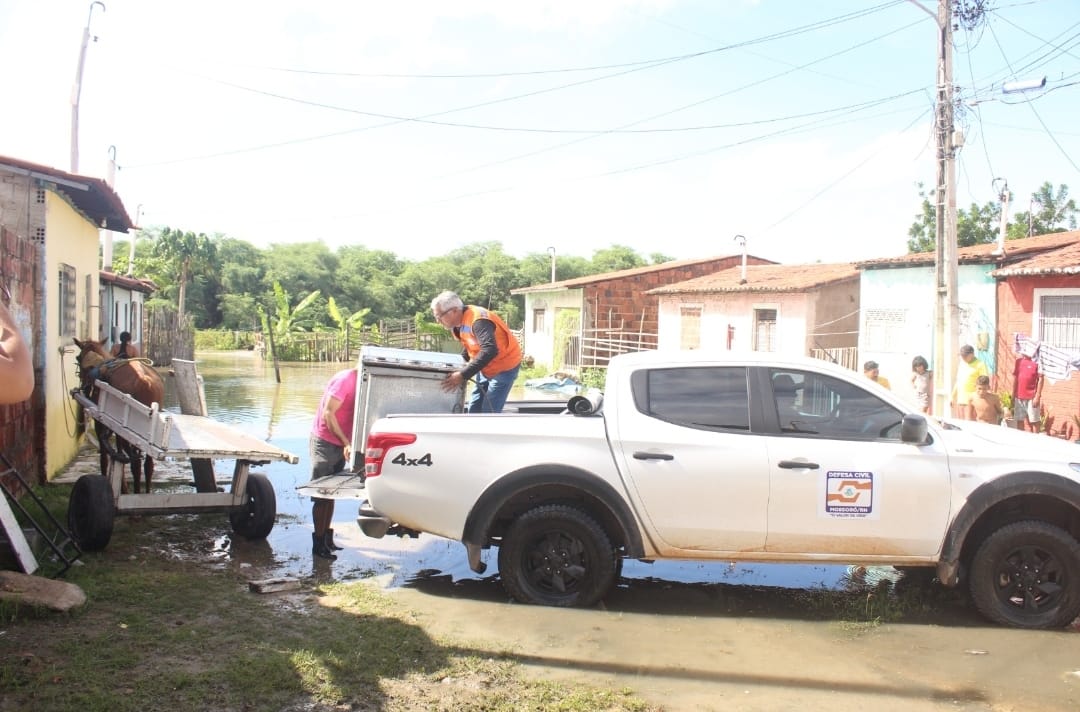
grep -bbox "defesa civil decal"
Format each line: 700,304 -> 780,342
824,471 -> 874,518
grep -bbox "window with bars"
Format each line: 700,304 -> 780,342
863,307 -> 908,352
1038,293 -> 1080,350
754,308 -> 777,352
679,306 -> 701,350
59,263 -> 76,337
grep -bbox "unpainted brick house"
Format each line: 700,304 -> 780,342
512,254 -> 774,371
0,155 -> 134,483
991,236 -> 1080,437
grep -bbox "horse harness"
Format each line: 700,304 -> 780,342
77,350 -> 146,394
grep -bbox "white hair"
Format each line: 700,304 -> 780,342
431,290 -> 464,313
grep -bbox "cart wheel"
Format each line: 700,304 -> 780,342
68,474 -> 115,552
229,472 -> 276,540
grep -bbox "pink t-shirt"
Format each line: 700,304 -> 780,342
311,368 -> 358,447
1014,356 -> 1041,400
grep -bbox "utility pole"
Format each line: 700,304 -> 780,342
71,1 -> 106,174
548,246 -> 556,283
929,0 -> 958,417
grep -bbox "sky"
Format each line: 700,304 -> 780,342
0,0 -> 1077,266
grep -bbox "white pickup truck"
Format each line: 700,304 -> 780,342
356,349 -> 1080,629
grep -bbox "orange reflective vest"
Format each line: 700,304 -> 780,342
456,305 -> 522,377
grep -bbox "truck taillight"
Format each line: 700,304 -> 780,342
364,432 -> 417,477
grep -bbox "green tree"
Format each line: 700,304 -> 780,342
907,184 -> 1000,253
591,244 -> 647,272
332,245 -> 404,323
263,242 -> 337,301
151,227 -> 219,324
1007,182 -> 1078,238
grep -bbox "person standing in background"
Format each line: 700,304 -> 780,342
1012,343 -> 1044,432
111,330 -> 139,359
863,360 -> 891,389
910,355 -> 932,414
309,367 -> 358,560
970,375 -> 1004,424
951,344 -> 989,420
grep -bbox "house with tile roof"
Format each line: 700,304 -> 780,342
647,262 -> 861,366
510,253 -> 775,371
990,234 -> 1080,435
856,231 -> 1080,416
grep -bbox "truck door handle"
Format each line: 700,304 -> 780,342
778,459 -> 819,469
633,451 -> 674,461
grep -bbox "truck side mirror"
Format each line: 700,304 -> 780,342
901,414 -> 929,444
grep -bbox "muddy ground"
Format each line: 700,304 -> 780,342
48,449 -> 1080,711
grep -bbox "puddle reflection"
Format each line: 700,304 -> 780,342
154,353 -> 912,609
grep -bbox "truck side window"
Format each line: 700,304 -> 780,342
769,369 -> 904,441
638,367 -> 750,431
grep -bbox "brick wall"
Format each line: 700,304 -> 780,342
582,256 -> 772,340
997,276 -> 1080,436
0,226 -> 43,487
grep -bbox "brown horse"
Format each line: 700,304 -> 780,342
73,338 -> 166,494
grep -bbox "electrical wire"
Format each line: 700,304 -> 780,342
986,19 -> 1080,171
438,18 -> 926,180
960,21 -> 996,179
229,1 -> 908,80
759,109 -> 933,234
125,3 -> 917,170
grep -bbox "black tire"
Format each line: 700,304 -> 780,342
969,520 -> 1080,629
228,472 -> 277,540
498,504 -> 616,607
67,474 -> 115,552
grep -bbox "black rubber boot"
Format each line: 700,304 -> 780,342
325,528 -> 344,551
312,532 -> 337,560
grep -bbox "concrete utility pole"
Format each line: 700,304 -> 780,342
925,0 -> 958,417
71,1 -> 106,174
548,246 -> 556,283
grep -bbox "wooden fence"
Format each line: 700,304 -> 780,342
144,306 -> 194,367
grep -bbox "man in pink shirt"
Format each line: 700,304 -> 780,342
309,368 -> 358,559
1012,344 -> 1044,433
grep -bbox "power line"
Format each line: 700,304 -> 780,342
125,3 -> 914,170
602,104 -> 929,180
438,18 -> 926,180
986,19 -> 1080,171
231,1 -> 908,80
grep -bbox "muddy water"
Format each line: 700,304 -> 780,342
75,352 -> 1080,710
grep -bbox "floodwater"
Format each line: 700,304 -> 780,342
67,351 -> 1080,711
159,351 -> 856,592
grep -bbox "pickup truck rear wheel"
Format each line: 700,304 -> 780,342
969,520 -> 1080,629
498,504 -> 616,608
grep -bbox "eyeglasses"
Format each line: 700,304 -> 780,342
435,306 -> 459,320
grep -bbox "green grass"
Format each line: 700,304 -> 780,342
0,483 -> 656,712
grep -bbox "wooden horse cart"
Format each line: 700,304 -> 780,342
67,360 -> 298,551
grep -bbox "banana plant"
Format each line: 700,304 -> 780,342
327,296 -> 370,336
264,281 -> 321,342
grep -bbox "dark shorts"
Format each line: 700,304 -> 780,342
309,435 -> 346,501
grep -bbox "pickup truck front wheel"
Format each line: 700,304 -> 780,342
969,520 -> 1080,629
498,504 -> 616,608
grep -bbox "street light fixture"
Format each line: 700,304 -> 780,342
71,1 -> 106,173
